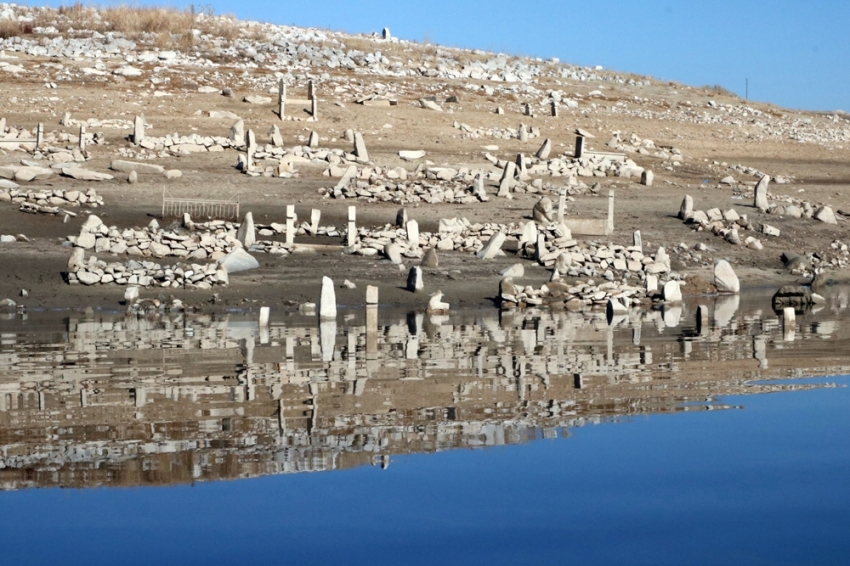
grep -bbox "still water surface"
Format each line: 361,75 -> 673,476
0,290 -> 849,565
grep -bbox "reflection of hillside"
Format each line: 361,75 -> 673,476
1,289 -> 849,491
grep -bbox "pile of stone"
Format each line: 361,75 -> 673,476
677,195 -> 767,249
325,165 -> 493,204
128,133 -> 233,155
67,251 -> 229,289
0,186 -> 104,212
453,121 -> 541,141
67,216 -> 240,260
484,147 -> 647,183
325,150 -> 622,205
606,131 -> 684,161
742,176 -> 839,225
498,277 -> 650,311
346,214 -> 665,285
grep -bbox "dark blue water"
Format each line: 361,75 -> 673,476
1,377 -> 847,566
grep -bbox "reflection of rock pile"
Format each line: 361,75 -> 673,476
1,292 -> 849,491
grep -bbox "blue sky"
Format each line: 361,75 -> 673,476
37,0 -> 849,111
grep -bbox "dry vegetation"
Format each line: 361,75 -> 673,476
12,3 -> 245,48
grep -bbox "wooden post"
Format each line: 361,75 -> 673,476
78,124 -> 86,151
35,123 -> 43,149
606,190 -> 615,235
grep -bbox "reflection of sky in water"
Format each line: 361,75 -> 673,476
1,289 -> 850,563
0,377 -> 848,565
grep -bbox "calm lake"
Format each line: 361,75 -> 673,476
1,289 -> 849,565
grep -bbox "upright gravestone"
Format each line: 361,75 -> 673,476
551,100 -> 558,117
244,129 -> 255,171
237,211 -> 256,248
396,208 -> 407,227
347,206 -> 357,247
319,276 -> 337,319
633,230 -> 642,250
754,175 -> 770,212
557,187 -> 567,222
307,80 -> 315,101
353,132 -> 369,161
498,162 -> 516,197
679,195 -> 693,220
278,79 -> 286,119
407,219 -> 420,248
285,205 -> 296,245
133,115 -> 144,145
536,138 -> 552,160
407,266 -> 424,292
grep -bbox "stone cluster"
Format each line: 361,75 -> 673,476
499,277 -> 650,311
677,195 -> 766,249
67,251 -> 229,289
0,185 -> 104,213
67,216 -> 240,260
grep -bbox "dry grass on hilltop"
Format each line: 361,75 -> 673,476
5,2 -> 245,48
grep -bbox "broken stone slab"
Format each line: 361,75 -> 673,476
217,248 -> 259,273
407,266 -> 424,292
500,263 -> 524,278
61,168 -> 114,181
385,242 -> 403,264
14,167 -> 53,182
477,231 -> 506,260
320,276 -> 337,319
714,259 -> 740,294
762,224 -> 781,237
426,290 -> 450,314
244,95 -> 272,104
815,206 -> 837,224
419,99 -> 443,112
110,160 -> 165,175
399,150 -> 426,160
